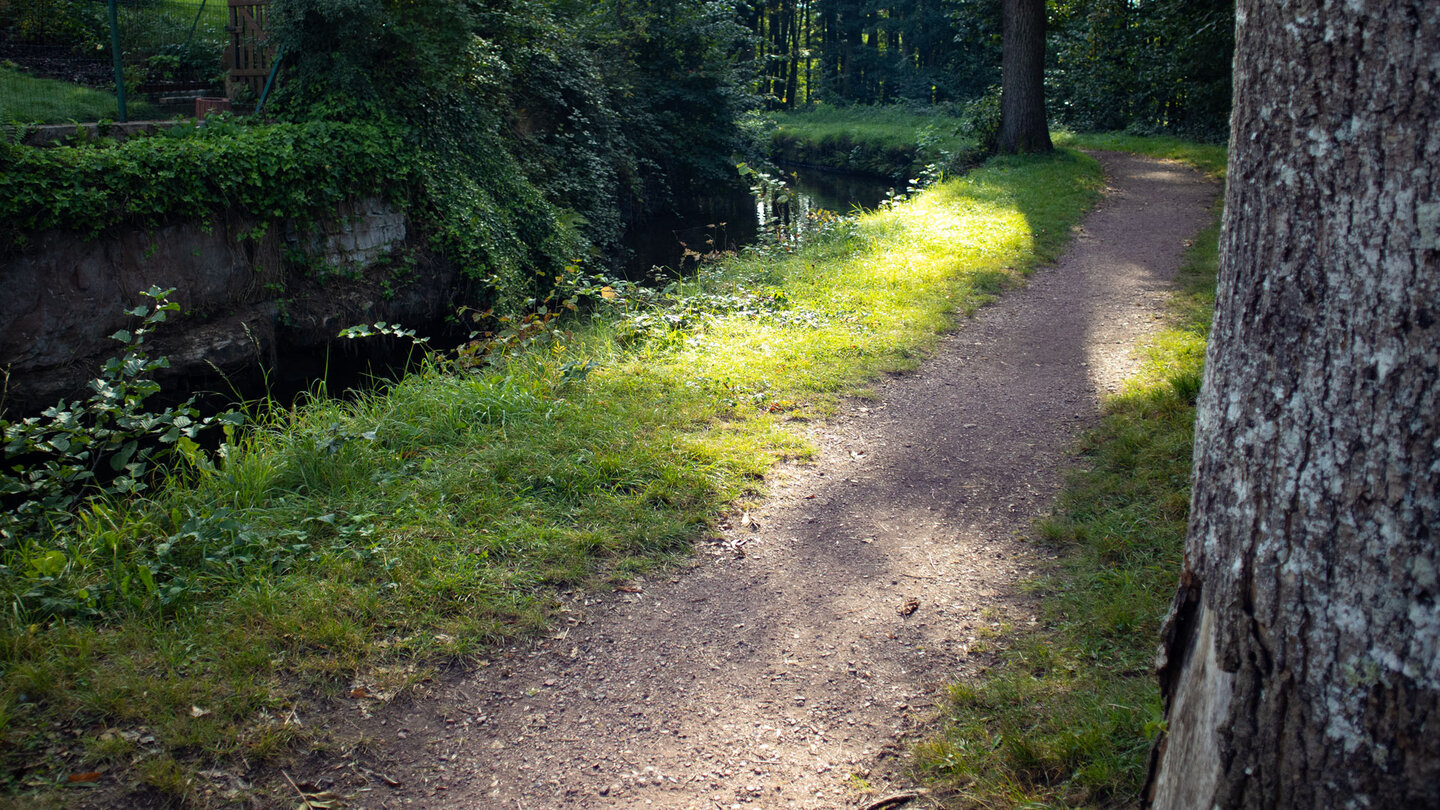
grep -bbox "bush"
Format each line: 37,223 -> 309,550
0,118 -> 408,246
0,288 -> 241,548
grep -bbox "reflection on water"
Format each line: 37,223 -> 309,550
624,166 -> 894,277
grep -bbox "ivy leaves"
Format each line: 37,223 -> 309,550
0,121 -> 407,248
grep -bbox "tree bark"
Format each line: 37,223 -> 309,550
1146,1 -> 1440,807
996,0 -> 1051,153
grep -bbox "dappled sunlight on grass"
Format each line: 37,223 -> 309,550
916,203 -> 1221,809
1057,131 -> 1228,179
0,150 -> 1102,802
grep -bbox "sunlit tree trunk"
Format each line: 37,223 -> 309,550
996,0 -> 1051,153
785,2 -> 800,107
802,0 -> 812,103
1146,1 -> 1440,806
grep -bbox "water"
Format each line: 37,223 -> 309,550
124,167 -> 897,416
624,166 -> 894,277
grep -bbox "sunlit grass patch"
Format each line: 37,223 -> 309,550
0,149 -> 1102,805
772,105 -> 971,152
1057,131 -> 1229,179
768,105 -> 981,178
915,195 -> 1221,807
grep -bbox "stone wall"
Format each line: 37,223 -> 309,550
0,198 -> 453,412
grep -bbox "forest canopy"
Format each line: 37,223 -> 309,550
747,0 -> 1233,140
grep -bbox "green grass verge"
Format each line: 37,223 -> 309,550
912,143 -> 1221,808
0,66 -> 158,126
1058,131 -> 1229,179
767,105 -> 981,179
0,149 -> 1104,806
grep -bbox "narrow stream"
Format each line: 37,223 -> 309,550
625,165 -> 894,276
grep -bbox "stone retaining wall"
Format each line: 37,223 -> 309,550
0,198 -> 454,412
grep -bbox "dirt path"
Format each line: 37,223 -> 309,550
324,152 -> 1218,809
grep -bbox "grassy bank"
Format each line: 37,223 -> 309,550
913,138 -> 1222,807
0,149 -> 1104,807
0,66 -> 159,125
767,105 -> 981,179
1061,131 -> 1228,179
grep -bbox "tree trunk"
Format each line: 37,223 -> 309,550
785,2 -> 800,108
803,0 -> 812,104
996,0 -> 1051,153
1146,1 -> 1440,806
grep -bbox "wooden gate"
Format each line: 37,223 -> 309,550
224,0 -> 275,99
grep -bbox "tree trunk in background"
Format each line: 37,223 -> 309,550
803,0 -> 812,104
785,5 -> 800,108
996,0 -> 1051,153
1146,1 -> 1440,806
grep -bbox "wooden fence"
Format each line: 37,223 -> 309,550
224,0 -> 273,98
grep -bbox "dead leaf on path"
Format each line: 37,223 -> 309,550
898,598 -> 920,617
350,687 -> 372,699
67,771 -> 102,783
615,585 -> 643,593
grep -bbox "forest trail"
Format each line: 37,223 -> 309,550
329,152 -> 1218,809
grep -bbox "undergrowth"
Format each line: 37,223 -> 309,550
913,138 -> 1221,808
0,149 -> 1103,806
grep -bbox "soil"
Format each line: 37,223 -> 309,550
291,152 -> 1219,809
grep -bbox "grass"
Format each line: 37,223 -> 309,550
0,147 -> 1104,807
767,104 -> 981,178
1058,131 -> 1229,179
772,105 -> 974,154
1,0 -> 223,126
912,135 -> 1222,808
0,66 -> 159,125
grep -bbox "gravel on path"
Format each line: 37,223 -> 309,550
320,151 -> 1218,809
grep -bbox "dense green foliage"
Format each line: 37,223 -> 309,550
746,0 -> 999,106
3,0 -> 762,310
915,142 -> 1220,807
742,0 -> 1231,139
268,0 -> 759,294
0,118 -> 405,247
0,150 -> 1101,808
1048,0 -> 1233,139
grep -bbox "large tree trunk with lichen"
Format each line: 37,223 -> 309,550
1144,1 -> 1440,806
995,0 -> 1051,154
